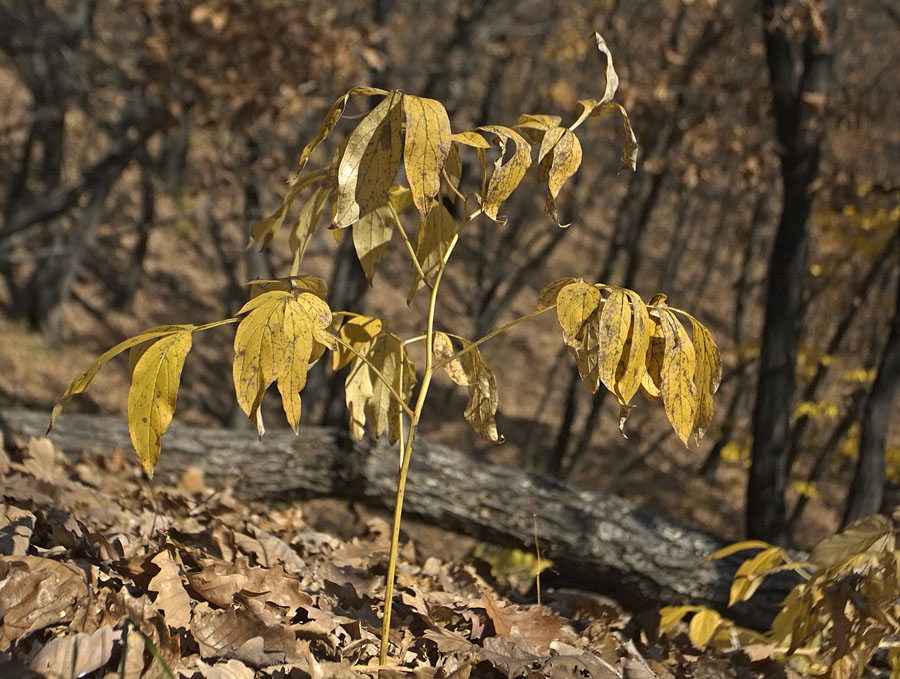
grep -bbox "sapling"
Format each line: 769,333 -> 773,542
51,33 -> 721,666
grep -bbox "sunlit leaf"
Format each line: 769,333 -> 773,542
128,329 -> 194,475
233,290 -> 333,435
452,130 -> 491,148
658,308 -> 698,445
344,330 -> 415,444
333,315 -> 384,372
403,95 -> 452,219
292,86 -> 388,181
555,281 -> 601,343
688,609 -> 721,649
640,313 -> 665,403
335,90 -> 403,228
433,333 -> 503,443
478,125 -> 533,223
687,315 -> 722,441
537,277 -> 577,310
538,128 -> 582,226
50,325 -> 194,431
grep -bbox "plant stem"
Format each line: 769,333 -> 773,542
332,335 -> 415,419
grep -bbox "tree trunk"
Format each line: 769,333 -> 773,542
0,407 -> 801,631
747,0 -> 836,545
843,264 -> 900,524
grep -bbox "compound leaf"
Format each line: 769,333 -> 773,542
403,94 -> 452,219
335,90 -> 403,228
127,329 -> 193,476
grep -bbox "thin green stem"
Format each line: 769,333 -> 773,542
433,306 -> 555,372
331,335 -> 415,419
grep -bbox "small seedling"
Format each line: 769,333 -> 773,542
52,33 -> 720,664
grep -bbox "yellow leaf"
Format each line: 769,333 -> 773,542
289,184 -> 332,274
688,609 -> 721,649
538,128 -> 582,226
50,325 -> 194,432
345,352 -> 375,441
127,329 -> 193,476
478,125 -> 533,223
334,90 -> 403,228
596,288 -> 630,398
537,277 -> 577,310
433,331 -> 468,385
568,32 -> 621,131
408,201 -> 455,303
658,606 -> 700,635
615,289 -> 651,405
233,291 -> 333,435
658,309 -> 698,445
555,281 -> 601,344
292,86 -> 388,181
698,540 -> 773,567
353,203 -> 394,284
443,142 -> 462,194
574,309 -> 601,393
687,315 -> 722,441
451,130 -> 491,148
402,95 -> 452,219
515,113 -> 563,145
333,316 -> 383,372
639,315 -> 665,402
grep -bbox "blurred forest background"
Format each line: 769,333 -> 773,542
1,0 -> 898,551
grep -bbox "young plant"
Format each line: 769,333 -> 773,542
51,33 -> 721,665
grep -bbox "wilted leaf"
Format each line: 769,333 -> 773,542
334,90 -> 403,228
408,201 -> 456,302
478,125 -> 533,223
538,127 -> 582,226
403,95 -> 452,219
658,309 -> 698,445
481,590 -> 563,650
128,328 -> 193,475
433,334 -> 503,443
555,281 -> 601,343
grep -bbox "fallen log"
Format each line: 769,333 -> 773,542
0,407 -> 798,628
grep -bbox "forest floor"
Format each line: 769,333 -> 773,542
0,426 -> 797,679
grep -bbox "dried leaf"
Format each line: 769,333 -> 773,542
148,549 -> 192,629
478,125 -> 533,223
403,94 -> 452,219
28,624 -> 117,679
128,328 -> 193,475
334,90 -> 403,228
538,127 -> 582,226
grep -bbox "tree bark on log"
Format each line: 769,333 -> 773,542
0,408 -> 799,629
